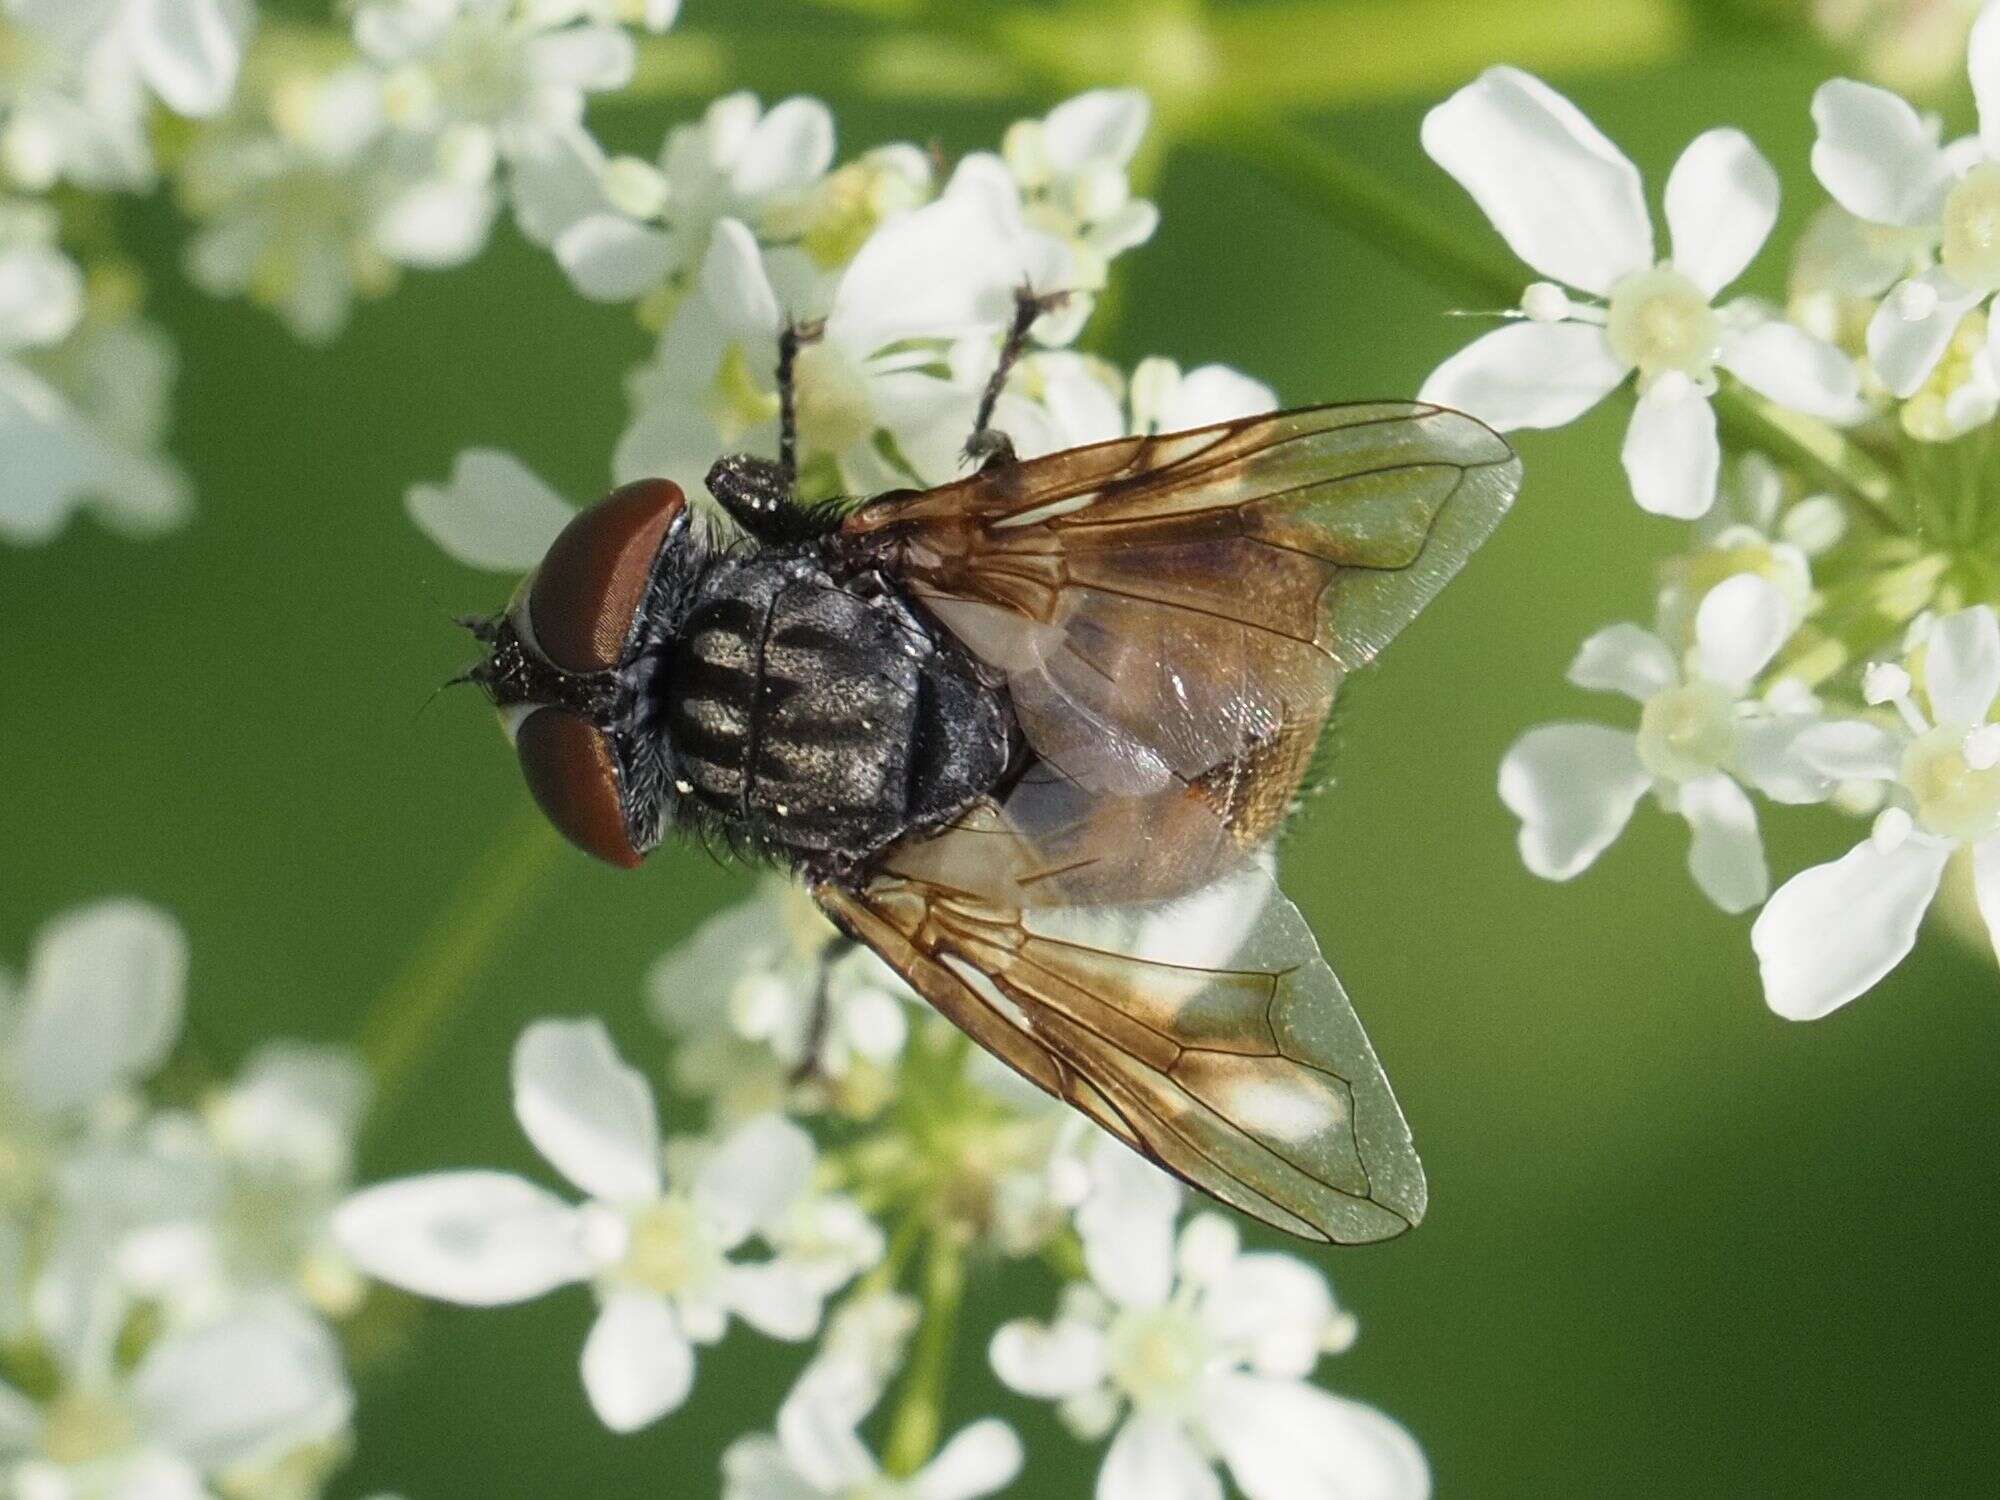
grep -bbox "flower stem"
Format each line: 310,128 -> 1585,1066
356,808 -> 563,1117
881,1227 -> 966,1479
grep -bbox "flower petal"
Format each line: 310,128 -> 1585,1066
1974,837 -> 2000,966
1679,774 -> 1768,914
332,1171 -> 589,1304
1809,79 -> 1951,227
916,1420 -> 1025,1500
1567,623 -> 1675,701
1695,573 -> 1791,689
734,98 -> 836,198
1973,2 -> 2000,158
721,1261 -> 823,1340
555,215 -> 676,302
406,449 -> 575,572
1156,364 -> 1277,429
1922,605 -> 2000,728
1203,1373 -> 1431,1500
132,0 -> 244,118
1719,319 -> 1863,421
1421,67 -> 1652,295
990,1317 -> 1108,1399
1866,271 -> 1980,398
1077,1134 -> 1181,1310
1498,724 -> 1651,880
1417,321 -> 1626,432
512,1019 -> 662,1204
1665,129 -> 1778,296
1198,1253 -> 1334,1379
1044,90 -> 1150,171
1753,837 -> 1951,1019
1734,715 -> 1835,804
1622,379 -> 1718,519
694,1113 -> 815,1244
17,899 -> 187,1114
1795,719 -> 1905,781
1100,1416 -> 1223,1500
581,1292 -> 694,1432
131,1302 -> 351,1471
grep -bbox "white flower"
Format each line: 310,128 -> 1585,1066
1421,67 -> 1861,518
0,1294 -> 351,1496
617,159 -> 1068,503
1500,575 -> 1827,913
1001,89 -> 1157,338
354,0 -> 652,247
992,1144 -> 1424,1500
1808,3 -> 2000,396
1754,604 -> 2000,1018
334,1019 -> 861,1432
555,91 -> 837,303
406,446 -> 578,570
724,1291 -> 1019,1500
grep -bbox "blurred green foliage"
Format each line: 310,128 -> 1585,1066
4,0 -> 1998,1494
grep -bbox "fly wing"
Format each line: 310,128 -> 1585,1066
841,402 -> 1520,796
817,844 -> 1425,1244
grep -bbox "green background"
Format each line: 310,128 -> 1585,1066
4,1 -> 1997,1493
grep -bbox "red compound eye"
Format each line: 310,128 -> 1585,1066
514,708 -> 643,868
527,478 -> 686,673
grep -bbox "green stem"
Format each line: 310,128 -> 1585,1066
881,1229 -> 966,1479
357,808 -> 563,1113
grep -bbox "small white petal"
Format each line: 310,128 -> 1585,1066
721,1262 -> 823,1340
734,98 -> 836,198
1866,272 -> 1980,398
406,449 -> 575,572
554,215 -> 675,302
1719,320 -> 1862,421
1965,725 -> 2000,771
1694,573 -> 1791,689
1973,3 -> 2000,158
18,899 -> 187,1114
1735,715 -> 1835,804
529,27 -> 636,91
1156,364 -> 1277,428
1044,90 -> 1150,171
1973,838 -> 2000,965
1520,281 -> 1572,322
1664,129 -> 1778,296
1567,623 -> 1675,701
1753,837 -> 1952,1019
1418,321 -> 1626,432
133,0 -> 244,118
1204,1374 -> 1431,1500
1623,377 -> 1719,518
582,1292 -> 694,1432
1873,805 -> 1915,852
915,1420 -> 1025,1500
1679,774 -> 1769,914
333,1172 -> 589,1305
1863,661 -> 1913,706
1421,67 -> 1652,295
694,1113 -> 815,1243
1922,606 -> 2000,727
1795,719 -> 1905,781
1077,1137 -> 1181,1310
1809,79 -> 1952,227
1100,1416 -> 1223,1500
1498,724 -> 1651,879
1198,1253 -> 1335,1379
512,1019 -> 663,1204
131,1303 -> 351,1471
990,1318 -> 1107,1399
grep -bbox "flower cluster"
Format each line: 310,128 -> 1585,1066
0,900 -> 369,1497
1421,42 -> 2000,1015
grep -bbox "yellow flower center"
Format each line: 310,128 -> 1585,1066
1606,265 -> 1722,382
1106,1306 -> 1207,1415
1901,726 -> 2000,840
618,1198 -> 722,1297
1942,164 -> 2000,292
1636,680 -> 1737,783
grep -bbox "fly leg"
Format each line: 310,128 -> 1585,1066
707,319 -> 838,546
790,935 -> 860,1086
963,285 -> 1071,470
